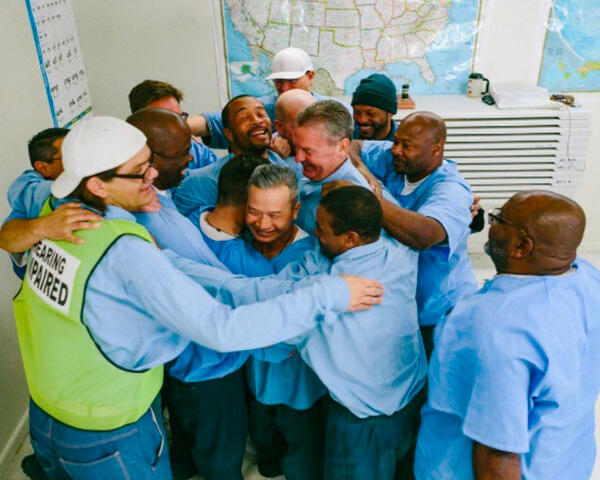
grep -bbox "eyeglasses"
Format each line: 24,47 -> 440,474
180,111 -> 189,121
110,154 -> 155,180
488,208 -> 534,242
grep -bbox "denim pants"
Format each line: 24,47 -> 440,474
323,389 -> 426,480
29,395 -> 171,480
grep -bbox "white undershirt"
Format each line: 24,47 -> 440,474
401,175 -> 430,195
199,210 -> 239,241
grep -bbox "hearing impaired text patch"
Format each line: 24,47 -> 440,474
27,240 -> 81,315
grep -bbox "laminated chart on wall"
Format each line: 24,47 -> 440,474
538,0 -> 600,92
26,0 -> 92,127
211,0 -> 488,100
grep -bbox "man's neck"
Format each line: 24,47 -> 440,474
406,158 -> 443,182
206,205 -> 245,235
253,225 -> 298,260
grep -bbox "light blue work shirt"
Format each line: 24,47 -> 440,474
361,141 -> 477,326
6,170 -> 51,221
133,193 -> 259,383
132,191 -> 225,268
247,232 -> 328,410
172,150 -> 285,216
4,170 -> 53,278
296,157 -> 398,233
187,139 -> 219,171
17,194 -> 352,372
202,92 -> 352,150
280,236 -> 426,418
414,258 -> 600,480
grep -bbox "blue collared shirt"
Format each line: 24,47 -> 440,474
279,236 -> 426,418
361,141 -> 477,326
172,150 -> 286,216
202,92 -> 353,150
247,231 -> 327,410
15,194 -> 352,372
415,259 -> 600,480
187,139 -> 219,171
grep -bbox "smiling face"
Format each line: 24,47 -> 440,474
100,145 -> 159,211
246,184 -> 299,245
151,123 -> 193,190
353,105 -> 393,140
224,97 -> 272,155
391,116 -> 443,182
294,123 -> 348,181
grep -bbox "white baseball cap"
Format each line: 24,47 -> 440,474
52,116 -> 147,198
266,47 -> 314,81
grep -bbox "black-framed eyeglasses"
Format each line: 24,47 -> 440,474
488,208 -> 533,242
110,154 -> 155,180
180,111 -> 189,121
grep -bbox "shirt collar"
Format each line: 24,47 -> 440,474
333,237 -> 383,264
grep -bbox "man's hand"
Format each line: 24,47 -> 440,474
270,136 -> 292,158
38,202 -> 103,244
347,140 -> 382,198
321,180 -> 355,197
471,194 -> 482,219
340,274 -> 384,311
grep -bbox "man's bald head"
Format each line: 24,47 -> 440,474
486,190 -> 586,275
401,111 -> 447,144
126,107 -> 192,190
274,89 -> 316,149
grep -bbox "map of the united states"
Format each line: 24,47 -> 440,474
222,0 -> 481,96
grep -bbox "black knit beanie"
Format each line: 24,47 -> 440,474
351,74 -> 398,114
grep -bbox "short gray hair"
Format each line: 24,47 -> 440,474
296,100 -> 353,143
248,164 -> 299,203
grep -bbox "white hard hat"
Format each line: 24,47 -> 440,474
266,47 -> 314,81
52,116 -> 147,198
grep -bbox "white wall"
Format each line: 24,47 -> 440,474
0,0 -> 598,472
0,1 -> 56,475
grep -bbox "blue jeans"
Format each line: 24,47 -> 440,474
29,396 -> 172,480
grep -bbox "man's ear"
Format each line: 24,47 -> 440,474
224,127 -> 234,143
274,120 -> 283,136
305,70 -> 316,82
86,177 -> 109,199
292,201 -> 301,220
339,137 -> 350,156
33,160 -> 50,178
509,235 -> 534,260
344,231 -> 361,249
431,140 -> 444,157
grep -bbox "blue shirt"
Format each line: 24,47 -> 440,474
132,191 -> 225,268
202,92 -> 353,150
4,170 -> 53,278
187,139 -> 219,171
296,157 -> 397,233
172,150 -> 286,216
281,235 -> 426,418
361,141 -> 477,326
414,259 -> 600,480
16,195 -> 352,372
247,231 -> 327,409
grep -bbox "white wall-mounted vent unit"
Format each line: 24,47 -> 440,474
395,96 -> 591,205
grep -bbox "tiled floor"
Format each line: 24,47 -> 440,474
7,252 -> 600,480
